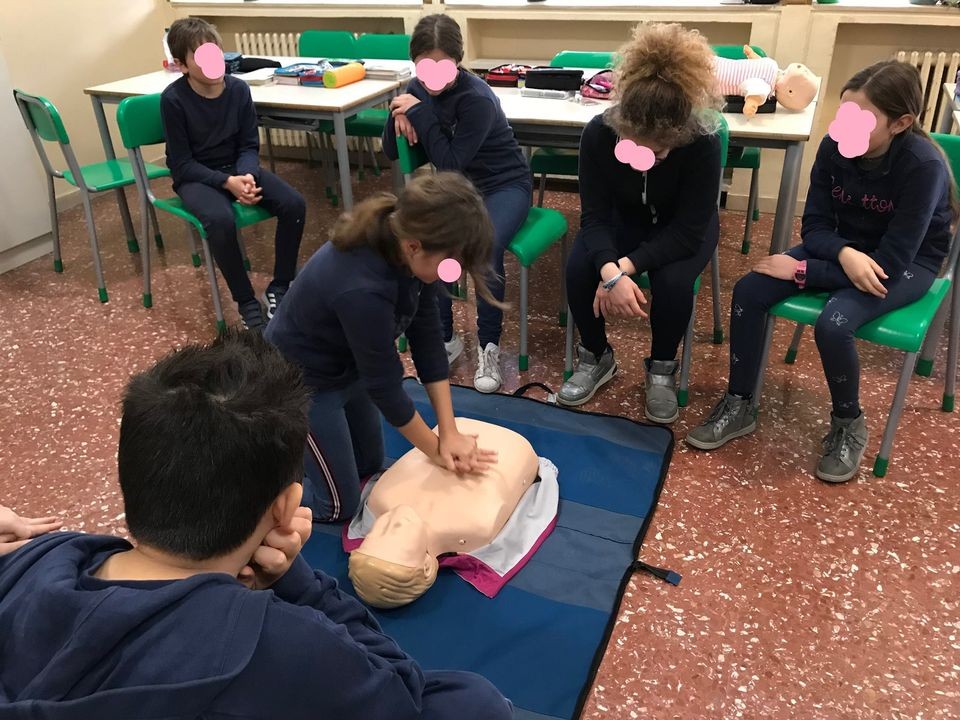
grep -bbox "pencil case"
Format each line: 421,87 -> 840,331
323,62 -> 366,88
524,68 -> 584,92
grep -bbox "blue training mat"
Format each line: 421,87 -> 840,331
301,379 -> 675,720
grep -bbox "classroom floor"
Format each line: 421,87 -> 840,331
1,159 -> 958,719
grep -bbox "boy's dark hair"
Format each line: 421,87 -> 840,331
167,17 -> 222,65
409,14 -> 464,64
118,330 -> 310,561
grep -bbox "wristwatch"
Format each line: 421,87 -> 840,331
794,260 -> 807,289
602,271 -> 626,291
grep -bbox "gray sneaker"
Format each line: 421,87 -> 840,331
686,392 -> 757,450
645,358 -> 679,424
817,412 -> 868,483
557,345 -> 617,407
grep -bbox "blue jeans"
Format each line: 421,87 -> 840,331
439,182 -> 532,347
301,382 -> 383,522
728,246 -> 935,417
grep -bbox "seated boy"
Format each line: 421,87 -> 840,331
162,18 -> 306,330
0,331 -> 512,720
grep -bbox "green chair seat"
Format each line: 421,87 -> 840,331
530,147 -> 579,177
726,146 -> 761,170
771,279 -> 951,354
152,196 -> 273,237
509,207 -> 569,266
232,202 -> 275,228
345,108 -> 389,137
63,159 -> 169,192
635,273 -> 701,295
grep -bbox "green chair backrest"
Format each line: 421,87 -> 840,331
932,132 -> 960,187
357,33 -> 411,60
715,112 -> 730,165
117,93 -> 165,149
711,45 -> 767,59
550,51 -> 615,69
13,90 -> 70,145
299,30 -> 358,59
397,135 -> 429,176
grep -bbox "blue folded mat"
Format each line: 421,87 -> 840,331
301,380 -> 675,720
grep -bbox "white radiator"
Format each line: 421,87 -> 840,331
236,32 -> 305,148
895,50 -> 960,132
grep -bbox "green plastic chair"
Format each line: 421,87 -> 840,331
13,89 -> 168,303
563,114 -> 730,406
394,136 -> 569,370
712,45 -> 767,254
299,30 -> 359,59
529,51 -> 615,206
754,133 -> 960,477
340,33 -> 413,182
116,93 -> 275,332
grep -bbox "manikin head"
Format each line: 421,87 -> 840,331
775,63 -> 818,111
349,505 -> 439,609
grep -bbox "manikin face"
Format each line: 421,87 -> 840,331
840,88 -> 913,159
357,505 -> 432,569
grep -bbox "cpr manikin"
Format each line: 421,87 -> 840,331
346,418 -> 559,609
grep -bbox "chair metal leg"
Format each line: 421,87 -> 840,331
752,316 -> 776,409
710,247 -> 723,343
115,188 -> 139,254
369,137 -> 381,176
79,188 -> 108,302
46,175 -> 63,273
785,323 -> 805,364
147,202 -> 163,249
196,228 -> 226,333
237,228 -> 251,272
537,173 -> 547,208
917,297 -> 948,377
186,221 -> 201,267
742,166 -> 759,254
873,351 -> 919,477
305,132 -> 316,168
519,265 -> 530,371
264,128 -> 277,174
358,137 -> 366,181
559,234 -> 568,326
141,200 -> 152,308
678,302 -> 695,407
564,305 -> 575,381
943,280 -> 960,411
321,134 -> 338,206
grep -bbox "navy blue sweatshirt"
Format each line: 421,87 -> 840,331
161,75 -> 261,190
577,115 -> 722,275
264,242 -> 448,427
0,533 -> 426,719
381,69 -> 530,195
800,132 -> 952,288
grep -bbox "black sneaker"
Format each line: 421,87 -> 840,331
263,282 -> 289,321
239,299 -> 266,332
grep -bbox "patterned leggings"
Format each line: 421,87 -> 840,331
728,246 -> 935,418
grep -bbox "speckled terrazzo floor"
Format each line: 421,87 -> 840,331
1,159 -> 957,719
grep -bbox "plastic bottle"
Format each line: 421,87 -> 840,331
162,28 -> 177,71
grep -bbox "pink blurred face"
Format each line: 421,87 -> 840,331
840,88 -> 912,158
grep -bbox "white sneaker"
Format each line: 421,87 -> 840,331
474,343 -> 502,393
445,333 -> 464,364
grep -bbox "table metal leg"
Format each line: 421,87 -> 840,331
90,95 -> 137,247
333,113 -> 354,210
769,142 -> 804,255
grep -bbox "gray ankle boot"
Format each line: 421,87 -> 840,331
557,345 -> 617,407
817,412 -> 868,483
644,358 -> 679,424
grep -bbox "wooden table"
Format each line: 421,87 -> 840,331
939,82 -> 959,135
84,58 -> 406,210
492,86 -> 819,255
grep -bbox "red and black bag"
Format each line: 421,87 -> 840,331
484,64 -> 531,88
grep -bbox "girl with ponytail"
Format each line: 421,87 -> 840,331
688,60 -> 957,484
559,22 -> 724,426
266,172 -> 500,522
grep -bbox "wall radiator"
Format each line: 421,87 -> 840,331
236,32 -> 307,148
895,50 -> 960,132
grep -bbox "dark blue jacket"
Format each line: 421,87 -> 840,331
381,69 -> 530,195
264,242 -> 448,427
802,132 -> 952,288
0,533 -> 425,719
161,75 -> 261,190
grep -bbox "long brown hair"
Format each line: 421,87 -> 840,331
606,23 -> 722,147
330,172 -> 502,306
409,14 -> 464,64
844,60 -> 959,220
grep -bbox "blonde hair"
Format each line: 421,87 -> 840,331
606,23 -> 722,147
349,551 -> 439,609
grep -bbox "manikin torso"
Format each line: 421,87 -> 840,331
355,418 -> 541,567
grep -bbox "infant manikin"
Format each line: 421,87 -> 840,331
346,418 -> 559,609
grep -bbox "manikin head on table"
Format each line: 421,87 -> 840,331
348,418 -> 541,609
